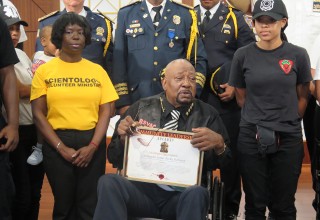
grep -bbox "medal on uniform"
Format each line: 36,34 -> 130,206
173,15 -> 181,25
143,13 -> 148,18
223,24 -> 231,29
167,29 -> 175,48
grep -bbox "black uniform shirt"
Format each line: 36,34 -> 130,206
229,42 -> 312,133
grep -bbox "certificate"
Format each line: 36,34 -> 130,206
123,127 -> 204,187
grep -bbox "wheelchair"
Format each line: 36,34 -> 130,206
116,169 -> 225,220
206,171 -> 225,220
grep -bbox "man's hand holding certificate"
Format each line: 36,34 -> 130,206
123,127 -> 204,187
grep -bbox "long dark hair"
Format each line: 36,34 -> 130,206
281,22 -> 288,42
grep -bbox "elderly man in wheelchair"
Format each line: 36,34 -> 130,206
93,59 -> 232,220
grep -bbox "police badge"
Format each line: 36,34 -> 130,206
173,15 -> 181,25
96,27 -> 104,36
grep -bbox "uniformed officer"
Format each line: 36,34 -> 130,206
35,0 -> 113,74
195,0 -> 255,219
113,0 -> 207,115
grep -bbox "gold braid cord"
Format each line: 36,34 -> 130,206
186,9 -> 198,63
103,19 -> 112,56
210,67 -> 221,95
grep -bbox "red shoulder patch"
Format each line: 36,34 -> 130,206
279,59 -> 293,74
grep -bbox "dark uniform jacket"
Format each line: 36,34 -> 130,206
113,0 -> 207,108
108,93 -> 231,176
35,7 -> 113,74
195,3 -> 255,114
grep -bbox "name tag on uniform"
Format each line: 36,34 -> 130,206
130,23 -> 141,28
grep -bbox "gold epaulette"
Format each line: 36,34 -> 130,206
171,0 -> 193,10
120,0 -> 141,10
97,9 -> 115,24
38,10 -> 59,22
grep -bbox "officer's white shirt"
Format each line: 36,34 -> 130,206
145,0 -> 167,21
199,2 -> 220,22
66,7 -> 87,17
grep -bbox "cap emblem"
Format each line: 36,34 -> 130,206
260,0 -> 274,11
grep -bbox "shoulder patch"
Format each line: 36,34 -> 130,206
171,0 -> 193,10
96,10 -> 115,23
120,0 -> 141,10
38,10 -> 59,22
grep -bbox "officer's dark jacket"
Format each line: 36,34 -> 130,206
108,93 -> 231,173
35,7 -> 113,74
195,3 -> 255,72
195,3 -> 255,114
112,0 -> 207,108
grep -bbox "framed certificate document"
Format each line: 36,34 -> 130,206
123,127 -> 204,187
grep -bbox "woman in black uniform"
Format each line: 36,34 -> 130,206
229,0 -> 312,219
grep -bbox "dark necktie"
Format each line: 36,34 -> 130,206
163,110 -> 180,130
161,109 -> 184,191
152,6 -> 162,29
202,10 -> 211,32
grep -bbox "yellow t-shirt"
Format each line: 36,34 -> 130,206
30,58 -> 119,130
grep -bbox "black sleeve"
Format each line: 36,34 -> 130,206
0,18 -> 18,68
203,108 -> 232,170
228,47 -> 246,88
107,101 -> 141,169
296,47 -> 312,84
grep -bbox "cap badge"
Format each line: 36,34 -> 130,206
260,0 -> 274,11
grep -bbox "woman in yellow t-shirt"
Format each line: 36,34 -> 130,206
30,12 -> 118,220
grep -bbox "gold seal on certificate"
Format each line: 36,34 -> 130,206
123,127 -> 204,187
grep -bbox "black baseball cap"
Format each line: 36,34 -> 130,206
0,6 -> 28,27
252,0 -> 288,21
